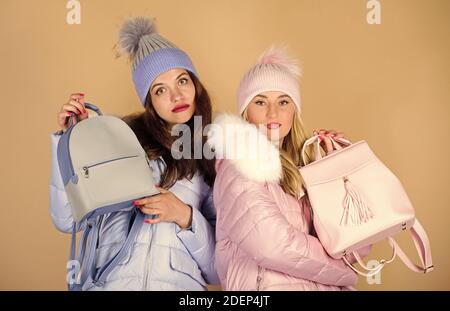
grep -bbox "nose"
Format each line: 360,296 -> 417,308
267,102 -> 278,119
170,86 -> 183,103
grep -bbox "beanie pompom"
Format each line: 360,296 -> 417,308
119,17 -> 158,60
257,46 -> 302,79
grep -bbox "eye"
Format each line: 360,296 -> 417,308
155,87 -> 165,96
255,100 -> 266,106
279,100 -> 290,106
178,77 -> 189,85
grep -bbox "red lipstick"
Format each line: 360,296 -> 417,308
171,104 -> 190,113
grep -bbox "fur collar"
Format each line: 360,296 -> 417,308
207,113 -> 282,182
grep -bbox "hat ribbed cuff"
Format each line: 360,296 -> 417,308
237,66 -> 301,115
133,48 -> 198,105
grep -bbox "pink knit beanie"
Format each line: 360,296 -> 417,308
237,47 -> 302,115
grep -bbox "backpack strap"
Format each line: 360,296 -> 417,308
67,209 -> 145,290
391,219 -> 434,273
68,215 -> 105,291
342,220 -> 434,276
92,210 -> 145,287
79,219 -> 100,287
67,222 -> 79,291
343,237 -> 397,277
68,221 -> 90,291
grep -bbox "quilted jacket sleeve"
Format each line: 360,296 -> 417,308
173,180 -> 219,285
214,160 -> 358,287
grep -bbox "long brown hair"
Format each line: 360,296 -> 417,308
122,72 -> 216,188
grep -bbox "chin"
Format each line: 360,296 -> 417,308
267,130 -> 287,142
170,110 -> 195,125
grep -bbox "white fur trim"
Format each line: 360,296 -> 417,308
207,113 -> 282,182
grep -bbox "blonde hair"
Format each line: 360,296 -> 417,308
242,110 -> 312,198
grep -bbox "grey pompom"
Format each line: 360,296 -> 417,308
119,17 -> 157,60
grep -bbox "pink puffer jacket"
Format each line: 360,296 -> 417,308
208,114 -> 366,291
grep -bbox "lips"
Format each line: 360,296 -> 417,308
171,104 -> 190,113
267,122 -> 282,129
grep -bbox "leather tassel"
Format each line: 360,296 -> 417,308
340,177 -> 374,226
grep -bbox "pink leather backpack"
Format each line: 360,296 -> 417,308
299,135 -> 433,276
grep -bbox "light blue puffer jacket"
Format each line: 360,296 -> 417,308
49,133 -> 219,290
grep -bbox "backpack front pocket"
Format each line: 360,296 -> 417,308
79,155 -> 156,205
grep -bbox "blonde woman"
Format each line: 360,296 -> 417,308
207,48 -> 369,290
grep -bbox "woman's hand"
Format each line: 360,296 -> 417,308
313,129 -> 349,155
134,187 -> 193,229
57,93 -> 89,132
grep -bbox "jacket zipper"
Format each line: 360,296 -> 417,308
142,156 -> 157,290
256,266 -> 264,291
82,155 -> 139,178
142,222 -> 155,290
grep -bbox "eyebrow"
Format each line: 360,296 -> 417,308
278,95 -> 291,99
151,72 -> 189,92
254,94 -> 291,99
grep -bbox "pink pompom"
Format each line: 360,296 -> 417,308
257,46 -> 302,78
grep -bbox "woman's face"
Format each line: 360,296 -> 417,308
246,91 -> 296,145
149,68 -> 196,126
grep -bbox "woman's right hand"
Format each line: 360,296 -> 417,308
57,93 -> 89,132
313,129 -> 349,155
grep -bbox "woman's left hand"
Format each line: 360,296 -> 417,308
134,187 -> 193,229
313,129 -> 349,155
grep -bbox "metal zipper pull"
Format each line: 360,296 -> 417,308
83,167 -> 89,178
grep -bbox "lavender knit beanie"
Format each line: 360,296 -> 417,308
237,47 -> 302,115
119,17 -> 199,106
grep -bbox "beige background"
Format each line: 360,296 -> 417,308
0,0 -> 449,290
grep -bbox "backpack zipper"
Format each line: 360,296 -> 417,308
82,155 -> 140,178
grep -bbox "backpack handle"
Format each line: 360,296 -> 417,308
67,103 -> 103,128
301,135 -> 352,165
84,103 -> 103,116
